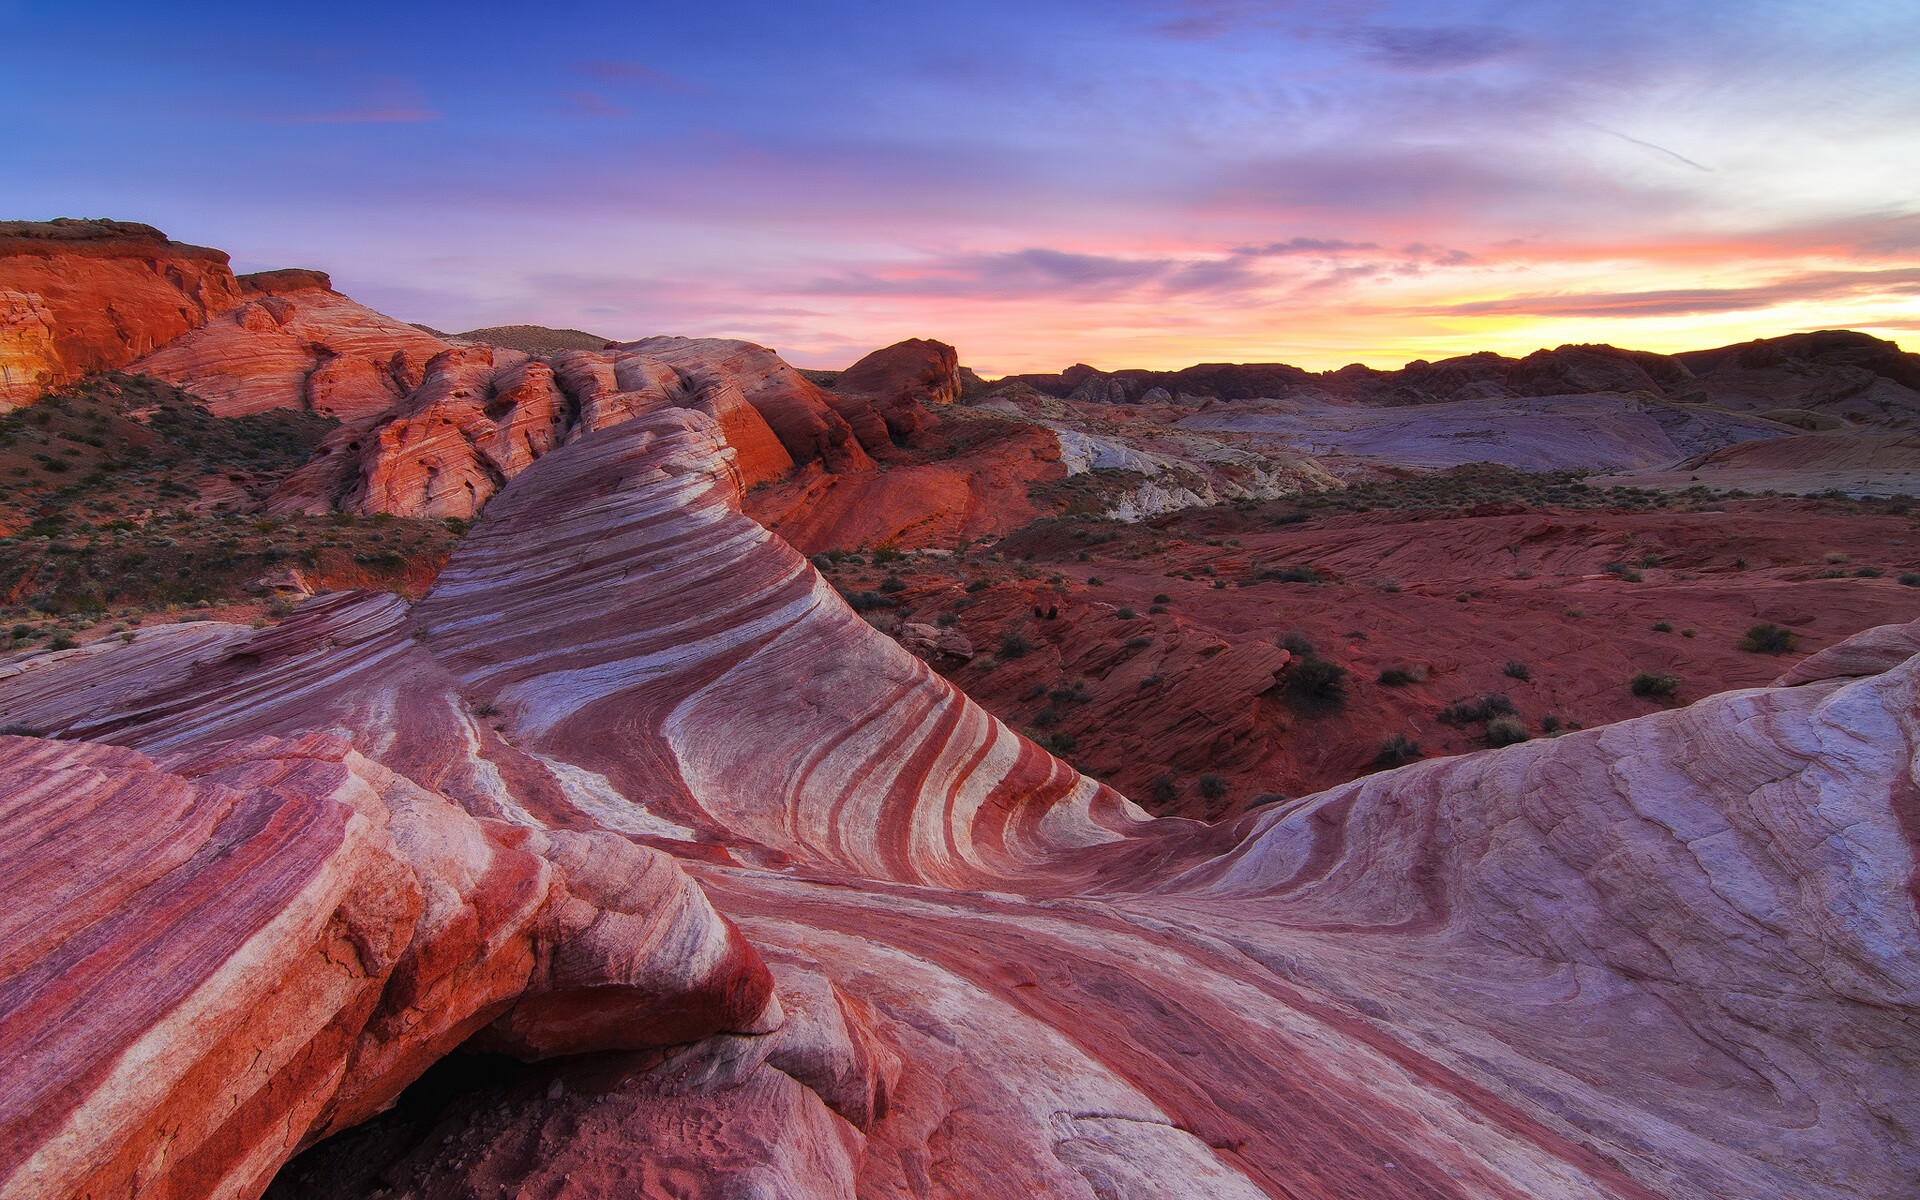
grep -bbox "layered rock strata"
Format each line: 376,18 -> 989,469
0,220 -> 243,409
0,407 -> 1915,1200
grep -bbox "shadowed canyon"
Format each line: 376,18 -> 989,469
2,221 -> 1917,1200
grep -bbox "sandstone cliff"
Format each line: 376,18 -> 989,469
0,220 -> 243,409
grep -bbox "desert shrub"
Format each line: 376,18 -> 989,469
936,612 -> 958,627
1824,551 -> 1849,564
1139,672 -> 1163,689
1739,623 -> 1797,655
1260,566 -> 1316,583
842,589 -> 896,612
998,630 -> 1033,659
1282,656 -> 1348,715
1856,566 -> 1883,578
1540,714 -> 1562,733
1486,717 -> 1530,747
1376,667 -> 1419,686
1152,593 -> 1171,604
965,578 -> 990,592
1376,577 -> 1403,592
1124,635 -> 1153,650
1049,681 -> 1092,705
1503,660 -> 1531,682
472,701 -> 500,718
1041,731 -> 1077,754
1115,606 -> 1137,620
1651,620 -> 1673,633
1903,573 -> 1920,587
1373,735 -> 1424,768
1437,695 -> 1516,725
1031,707 -> 1060,728
0,723 -> 44,736
47,634 -> 76,650
878,574 -> 906,594
1278,631 -> 1315,657
1197,774 -> 1229,801
1630,672 -> 1681,699
1149,775 -> 1179,805
1249,792 -> 1288,807
1087,576 -> 1104,586
1681,627 -> 1697,638
871,544 -> 902,564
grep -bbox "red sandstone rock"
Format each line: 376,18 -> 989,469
0,220 -> 243,409
2,408 -> 1916,1200
831,336 -> 961,441
133,276 -> 456,421
0,291 -> 58,407
623,336 -> 878,470
0,729 -> 772,1200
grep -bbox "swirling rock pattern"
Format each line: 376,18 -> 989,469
1,407 -> 1915,1199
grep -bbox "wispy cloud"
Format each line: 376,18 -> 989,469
1355,25 -> 1526,72
272,106 -> 439,124
1431,267 -> 1920,319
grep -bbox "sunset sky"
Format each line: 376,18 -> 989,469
4,0 -> 1917,373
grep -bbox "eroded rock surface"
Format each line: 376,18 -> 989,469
0,730 -> 770,1200
0,220 -> 243,409
134,271 -> 457,422
2,408 -> 1916,1200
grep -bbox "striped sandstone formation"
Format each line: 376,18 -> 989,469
1,408 -> 1916,1199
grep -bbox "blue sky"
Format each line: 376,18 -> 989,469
4,0 -> 1917,371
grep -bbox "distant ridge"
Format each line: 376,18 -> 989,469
456,324 -> 616,354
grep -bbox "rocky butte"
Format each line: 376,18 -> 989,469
0,221 -> 1917,1199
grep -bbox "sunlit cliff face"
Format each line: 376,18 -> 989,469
5,0 -> 1916,371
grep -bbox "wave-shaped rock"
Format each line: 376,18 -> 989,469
0,730 -> 771,1200
1,407 -> 1915,1199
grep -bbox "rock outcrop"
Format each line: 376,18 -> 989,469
133,271 -> 456,421
2,407 -> 1915,1199
827,337 -> 962,442
0,220 -> 243,409
622,336 -> 879,471
0,730 -> 771,1200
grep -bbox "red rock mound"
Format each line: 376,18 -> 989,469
0,220 -> 243,408
827,337 -> 961,442
623,336 -> 878,471
134,271 -> 457,421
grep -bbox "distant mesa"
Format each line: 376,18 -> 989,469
457,324 -> 620,354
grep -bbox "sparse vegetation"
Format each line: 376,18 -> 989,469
1373,735 -> 1424,768
1631,672 -> 1681,700
1739,623 -> 1798,655
1485,717 -> 1530,747
1281,655 -> 1348,715
998,630 -> 1033,659
1437,695 -> 1516,725
1502,660 -> 1531,682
